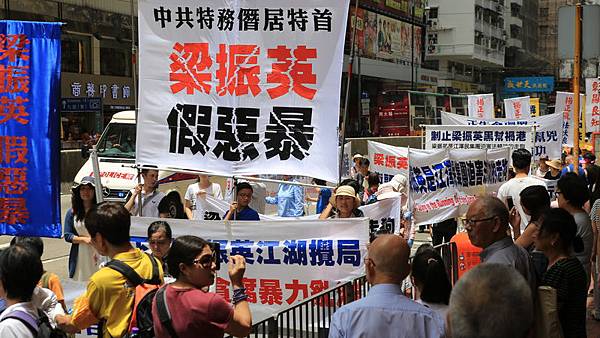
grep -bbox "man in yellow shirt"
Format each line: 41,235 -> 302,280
56,202 -> 163,337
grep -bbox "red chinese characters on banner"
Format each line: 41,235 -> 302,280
512,101 -> 522,119
216,277 -> 333,306
373,153 -> 408,170
267,45 -> 317,100
0,197 -> 28,225
216,44 -> 261,97
168,43 -> 318,100
0,35 -> 30,62
0,34 -> 30,225
0,136 -> 28,164
169,42 -> 212,95
476,97 -> 484,118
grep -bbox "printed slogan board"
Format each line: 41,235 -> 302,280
137,0 -> 350,182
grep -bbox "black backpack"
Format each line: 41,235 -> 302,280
1,308 -> 68,338
105,253 -> 162,338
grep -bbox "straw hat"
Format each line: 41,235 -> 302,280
376,183 -> 401,201
546,159 -> 562,171
329,185 -> 361,209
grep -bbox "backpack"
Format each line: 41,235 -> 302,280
154,286 -> 178,338
105,252 -> 162,338
1,308 -> 68,338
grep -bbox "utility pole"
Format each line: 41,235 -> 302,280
573,3 -> 582,160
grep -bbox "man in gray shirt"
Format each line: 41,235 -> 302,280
464,196 -> 535,288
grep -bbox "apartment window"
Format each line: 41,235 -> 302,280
428,8 -> 438,19
540,8 -> 548,17
62,33 -> 92,73
510,25 -> 521,39
475,31 -> 483,45
511,3 -> 521,17
100,40 -> 132,77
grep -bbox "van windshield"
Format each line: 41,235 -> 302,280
97,123 -> 136,159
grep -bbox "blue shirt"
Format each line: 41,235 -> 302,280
223,206 -> 260,221
561,164 -> 587,181
316,188 -> 332,214
265,183 -> 305,217
329,284 -> 444,338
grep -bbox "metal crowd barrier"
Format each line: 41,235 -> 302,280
227,241 -> 458,338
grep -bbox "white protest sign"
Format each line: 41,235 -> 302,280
425,125 -> 534,155
130,217 -> 368,323
367,140 -> 409,181
441,111 -> 562,160
555,91 -> 585,147
467,94 -> 494,119
137,0 -> 351,182
586,78 -> 600,133
504,96 -> 530,119
409,148 -> 510,226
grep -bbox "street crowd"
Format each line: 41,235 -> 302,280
0,149 -> 598,338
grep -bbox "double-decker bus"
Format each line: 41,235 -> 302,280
376,90 -> 468,136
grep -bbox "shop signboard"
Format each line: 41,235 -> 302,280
503,76 -> 554,93
60,98 -> 102,112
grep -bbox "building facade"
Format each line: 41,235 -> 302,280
2,0 -> 136,149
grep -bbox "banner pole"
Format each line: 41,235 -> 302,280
339,0 -> 360,184
136,167 -> 143,216
90,145 -> 104,203
573,3 -> 582,160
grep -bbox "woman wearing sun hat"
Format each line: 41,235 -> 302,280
319,185 -> 363,219
63,176 -> 103,281
544,159 -> 562,180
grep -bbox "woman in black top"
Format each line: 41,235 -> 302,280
534,208 -> 587,338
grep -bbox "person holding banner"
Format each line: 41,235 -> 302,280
185,175 -> 224,220
544,159 -> 563,180
224,182 -> 260,221
265,176 -> 305,217
64,176 -> 102,281
152,236 -> 252,338
319,186 -> 363,219
350,154 -> 364,179
124,169 -> 166,217
306,179 -> 332,214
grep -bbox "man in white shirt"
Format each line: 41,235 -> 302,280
329,235 -> 444,338
497,149 -> 545,238
124,169 -> 165,217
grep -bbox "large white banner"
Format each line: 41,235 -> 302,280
409,147 -> 510,226
586,78 -> 600,133
467,94 -> 494,119
137,0 -> 350,182
441,111 -> 563,161
504,96 -> 530,119
130,217 -> 368,323
425,125 -> 534,155
555,91 -> 585,147
367,140 -> 409,182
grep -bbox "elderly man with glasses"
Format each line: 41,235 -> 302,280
464,196 -> 534,288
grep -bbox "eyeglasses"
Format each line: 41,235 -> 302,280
554,191 -> 562,198
363,257 -> 376,267
461,216 -> 496,227
192,251 -> 216,268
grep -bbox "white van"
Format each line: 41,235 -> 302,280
73,110 -> 198,217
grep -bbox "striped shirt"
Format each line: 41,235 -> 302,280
541,257 -> 587,338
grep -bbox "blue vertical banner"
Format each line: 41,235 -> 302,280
0,21 -> 61,237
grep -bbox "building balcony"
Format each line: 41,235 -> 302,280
475,0 -> 505,13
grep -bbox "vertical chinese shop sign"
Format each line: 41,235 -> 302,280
0,21 -> 61,237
